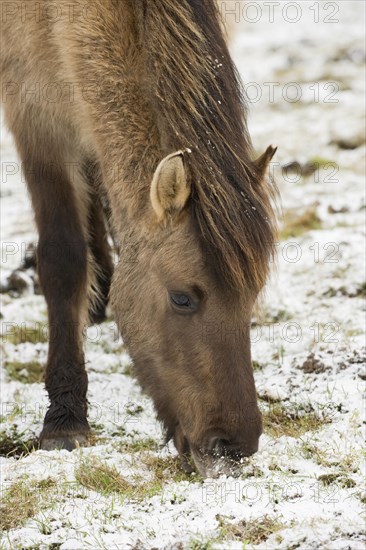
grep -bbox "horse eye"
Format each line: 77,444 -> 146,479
170,293 -> 192,308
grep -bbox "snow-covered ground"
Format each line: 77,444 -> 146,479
1,1 -> 365,548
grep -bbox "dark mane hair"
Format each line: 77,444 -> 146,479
136,0 -> 277,293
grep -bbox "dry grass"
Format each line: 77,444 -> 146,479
4,360 -> 44,383
140,454 -> 196,484
301,442 -> 361,475
216,514 -> 285,545
75,454 -> 198,502
75,457 -> 134,496
318,473 -> 356,488
0,478 -> 56,531
2,324 -> 48,345
122,363 -> 134,376
262,403 -> 329,438
280,204 -> 322,240
323,282 -> 366,299
0,481 -> 38,531
252,360 -> 263,371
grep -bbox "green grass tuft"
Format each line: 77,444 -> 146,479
2,324 -> 48,345
308,156 -> 338,169
75,457 -> 134,496
119,437 -> 160,453
262,403 -> 329,438
5,360 -> 44,383
280,205 -> 322,240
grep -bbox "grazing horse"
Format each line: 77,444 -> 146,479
0,0 -> 277,477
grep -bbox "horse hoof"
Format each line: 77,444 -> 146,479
40,434 -> 88,451
180,454 -> 194,474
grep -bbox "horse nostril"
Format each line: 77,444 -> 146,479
205,433 -> 259,459
206,435 -> 226,452
218,438 -> 239,458
206,436 -> 219,452
206,436 -> 233,455
213,437 -> 258,459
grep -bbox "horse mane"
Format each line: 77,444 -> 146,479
135,0 -> 277,294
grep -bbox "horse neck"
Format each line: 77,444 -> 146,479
61,1 -> 161,231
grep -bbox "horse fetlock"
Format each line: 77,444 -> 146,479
40,410 -> 90,451
40,396 -> 90,448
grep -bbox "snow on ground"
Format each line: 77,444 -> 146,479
1,1 -> 365,549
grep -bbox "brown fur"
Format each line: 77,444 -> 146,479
1,0 -> 277,476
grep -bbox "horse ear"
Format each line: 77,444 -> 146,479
254,145 -> 277,180
150,151 -> 191,222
